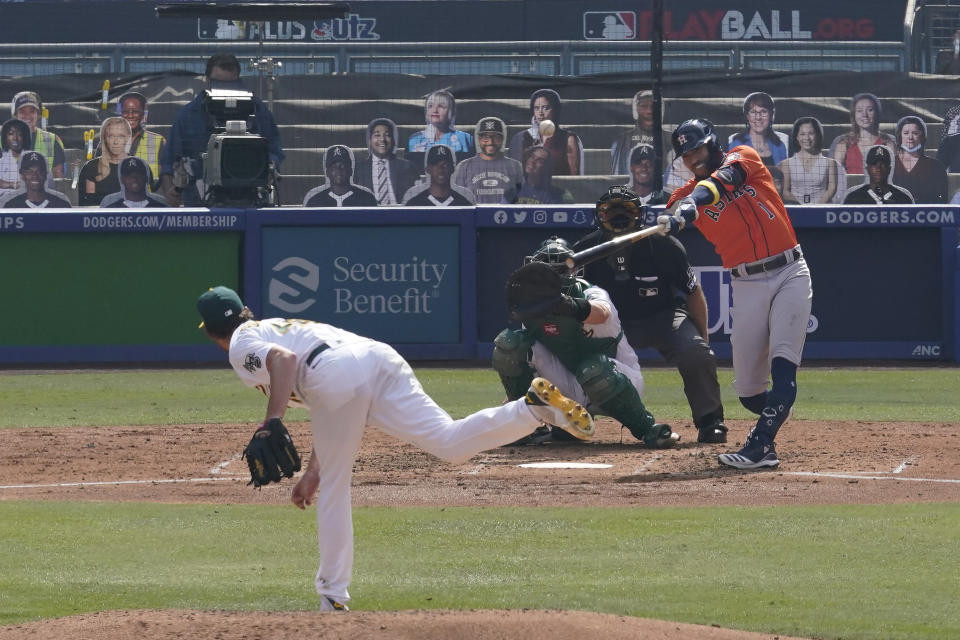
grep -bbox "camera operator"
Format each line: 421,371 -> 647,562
159,53 -> 284,206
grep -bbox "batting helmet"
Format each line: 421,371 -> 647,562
526,236 -> 579,292
672,118 -> 722,157
595,186 -> 644,234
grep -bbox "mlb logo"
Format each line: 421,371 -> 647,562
583,11 -> 636,40
198,19 -> 247,40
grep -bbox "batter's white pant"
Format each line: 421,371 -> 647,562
297,339 -> 541,604
730,256 -> 813,397
529,339 -> 646,411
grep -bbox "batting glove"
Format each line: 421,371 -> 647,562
656,214 -> 684,235
676,197 -> 698,221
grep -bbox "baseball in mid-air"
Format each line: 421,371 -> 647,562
539,119 -> 555,138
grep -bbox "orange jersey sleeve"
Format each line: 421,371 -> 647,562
667,146 -> 798,268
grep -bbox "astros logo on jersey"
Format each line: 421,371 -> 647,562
702,184 -> 758,222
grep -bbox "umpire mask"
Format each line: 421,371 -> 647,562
595,186 -> 644,234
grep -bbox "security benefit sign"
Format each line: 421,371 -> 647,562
261,226 -> 459,343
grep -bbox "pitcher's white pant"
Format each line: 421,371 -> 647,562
730,256 -> 813,397
298,339 -> 540,604
529,339 -> 646,411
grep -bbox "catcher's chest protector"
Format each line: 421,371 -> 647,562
527,314 -> 619,373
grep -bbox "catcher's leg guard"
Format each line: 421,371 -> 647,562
575,354 -> 677,448
492,328 -> 535,401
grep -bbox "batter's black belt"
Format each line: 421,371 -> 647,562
732,247 -> 802,278
306,342 -> 330,367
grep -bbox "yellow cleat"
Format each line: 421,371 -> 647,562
524,377 -> 595,440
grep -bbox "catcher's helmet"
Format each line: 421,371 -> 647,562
671,118 -> 724,160
526,236 -> 578,292
595,186 -> 644,234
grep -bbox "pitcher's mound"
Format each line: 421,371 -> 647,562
0,608 -> 815,640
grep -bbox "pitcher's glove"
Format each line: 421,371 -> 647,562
506,261 -> 564,322
242,418 -> 302,488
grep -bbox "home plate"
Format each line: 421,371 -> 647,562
518,462 -> 613,469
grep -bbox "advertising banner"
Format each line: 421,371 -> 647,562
0,1 -> 907,44
0,210 -> 244,233
0,206 -> 953,363
259,225 -> 461,344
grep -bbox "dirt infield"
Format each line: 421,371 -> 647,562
0,609 -> 816,640
2,417 -> 957,638
3,418 -> 957,506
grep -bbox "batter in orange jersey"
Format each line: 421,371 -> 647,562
659,118 -> 813,471
667,145 -> 798,268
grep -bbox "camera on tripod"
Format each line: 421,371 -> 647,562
200,88 -> 277,207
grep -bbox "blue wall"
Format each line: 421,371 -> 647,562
1,204 -> 956,363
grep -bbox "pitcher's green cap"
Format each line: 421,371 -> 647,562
197,286 -> 242,331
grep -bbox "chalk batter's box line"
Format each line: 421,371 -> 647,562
4,458 -> 959,491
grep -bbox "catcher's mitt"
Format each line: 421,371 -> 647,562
242,418 -> 302,488
506,261 -> 564,322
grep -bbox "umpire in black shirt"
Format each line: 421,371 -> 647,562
573,186 -> 727,443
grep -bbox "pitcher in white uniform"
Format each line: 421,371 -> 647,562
196,286 -> 594,612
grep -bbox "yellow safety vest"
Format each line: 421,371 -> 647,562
31,128 -> 64,173
130,129 -> 165,185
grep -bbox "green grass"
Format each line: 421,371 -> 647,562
0,366 -> 958,428
0,501 -> 957,639
1,367 -> 958,638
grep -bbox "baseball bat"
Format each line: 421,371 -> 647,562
564,225 -> 662,270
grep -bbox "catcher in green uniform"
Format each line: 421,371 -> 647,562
494,236 -> 679,447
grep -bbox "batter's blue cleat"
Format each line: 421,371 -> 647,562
718,438 -> 779,470
525,378 -> 595,440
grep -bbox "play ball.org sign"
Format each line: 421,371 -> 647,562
262,226 -> 460,343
